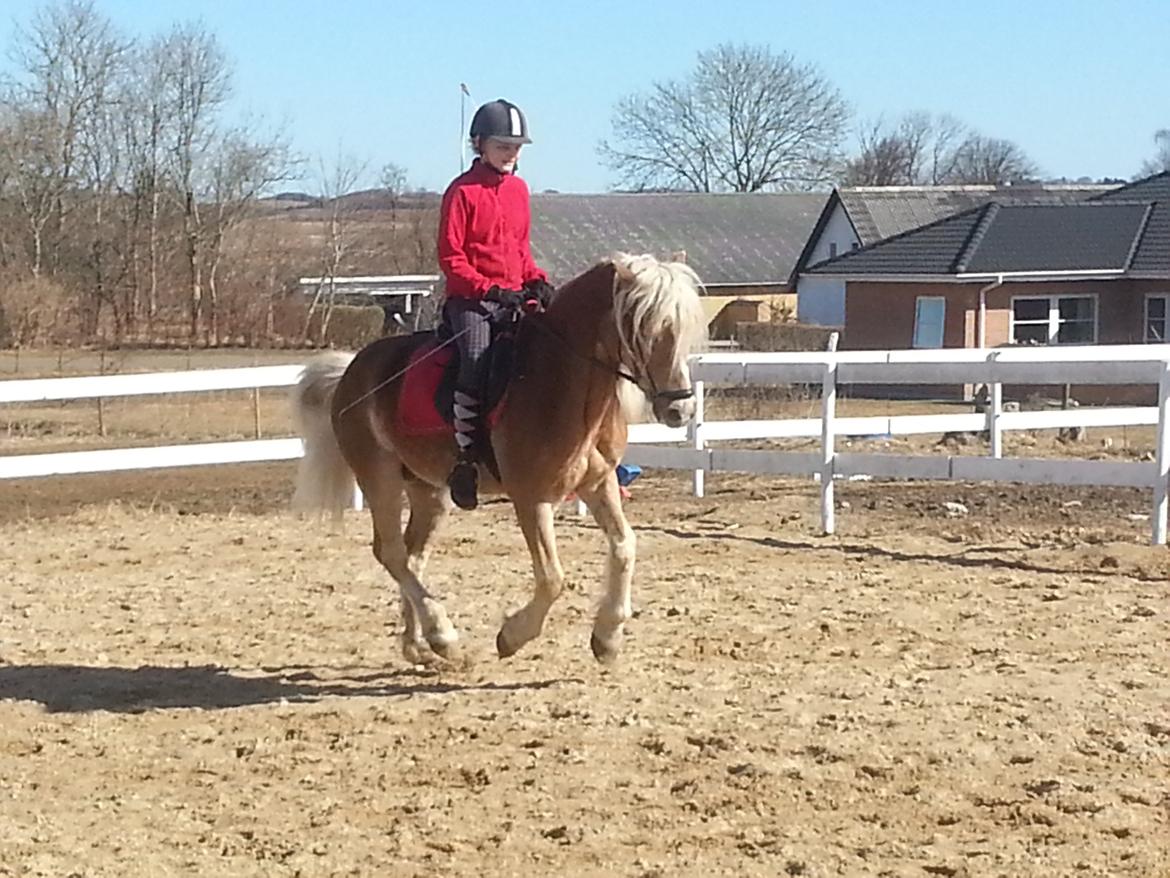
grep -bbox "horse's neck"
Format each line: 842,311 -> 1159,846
518,277 -> 621,433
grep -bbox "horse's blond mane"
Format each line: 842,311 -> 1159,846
610,252 -> 707,364
607,252 -> 706,423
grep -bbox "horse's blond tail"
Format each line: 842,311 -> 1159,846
291,352 -> 357,522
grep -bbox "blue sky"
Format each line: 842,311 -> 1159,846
2,0 -> 1167,194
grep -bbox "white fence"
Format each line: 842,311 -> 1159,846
2,346 -> 1168,544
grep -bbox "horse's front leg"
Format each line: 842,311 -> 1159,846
576,470 -> 635,664
497,500 -> 565,658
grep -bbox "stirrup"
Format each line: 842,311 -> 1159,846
448,458 -> 479,511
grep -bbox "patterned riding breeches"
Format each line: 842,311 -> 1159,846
443,297 -> 500,393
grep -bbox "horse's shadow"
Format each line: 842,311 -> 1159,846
0,663 -> 575,714
642,524 -> 1095,578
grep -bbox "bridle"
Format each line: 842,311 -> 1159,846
526,311 -> 694,406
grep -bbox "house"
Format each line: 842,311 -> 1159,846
531,192 -> 825,335
800,172 -> 1170,400
790,182 -> 1118,326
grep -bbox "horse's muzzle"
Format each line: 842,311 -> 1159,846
654,392 -> 695,428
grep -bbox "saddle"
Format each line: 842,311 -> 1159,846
394,316 -> 520,439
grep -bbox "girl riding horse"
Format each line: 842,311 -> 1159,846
438,98 -> 554,511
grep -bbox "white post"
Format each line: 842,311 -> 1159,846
1152,361 -> 1170,546
989,381 -> 1003,459
820,336 -> 839,535
690,379 -> 705,498
352,484 -> 364,511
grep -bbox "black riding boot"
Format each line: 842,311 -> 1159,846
448,389 -> 480,510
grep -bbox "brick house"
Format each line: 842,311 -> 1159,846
789,182 -> 1117,326
800,172 -> 1170,400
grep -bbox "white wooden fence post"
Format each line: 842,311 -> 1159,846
985,349 -> 1004,459
1152,361 -> 1170,546
820,337 -> 839,535
989,382 -> 1004,459
352,484 -> 364,511
690,379 -> 705,498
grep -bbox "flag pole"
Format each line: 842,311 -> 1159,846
459,83 -> 470,173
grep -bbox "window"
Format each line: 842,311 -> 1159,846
1010,295 -> 1097,345
828,242 -> 838,258
1146,294 -> 1168,343
912,296 -> 946,348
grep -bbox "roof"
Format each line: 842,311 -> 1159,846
788,182 -> 1115,285
530,192 -> 827,287
1090,170 -> 1170,205
838,183 -> 1114,244
804,201 -> 1160,278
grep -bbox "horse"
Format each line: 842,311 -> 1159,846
290,252 -> 707,665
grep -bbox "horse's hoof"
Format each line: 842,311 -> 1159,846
590,631 -> 620,665
402,641 -> 438,667
496,629 -> 520,659
425,630 -> 461,662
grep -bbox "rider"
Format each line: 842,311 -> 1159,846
437,98 -> 555,511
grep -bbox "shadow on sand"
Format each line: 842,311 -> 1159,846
0,662 -> 578,714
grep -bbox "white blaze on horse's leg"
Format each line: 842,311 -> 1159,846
367,487 -> 459,661
498,501 -> 565,657
579,476 -> 636,664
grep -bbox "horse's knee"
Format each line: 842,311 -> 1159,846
612,529 -> 636,570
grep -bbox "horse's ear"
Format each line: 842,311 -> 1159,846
612,259 -> 636,289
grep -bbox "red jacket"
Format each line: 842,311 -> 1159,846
438,159 -> 548,299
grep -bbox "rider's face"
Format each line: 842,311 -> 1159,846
480,138 -> 522,173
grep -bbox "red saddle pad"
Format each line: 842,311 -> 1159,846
394,341 -> 506,437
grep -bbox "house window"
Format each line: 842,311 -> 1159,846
828,242 -> 838,258
1010,295 -> 1097,345
912,296 -> 946,348
1146,294 -> 1168,343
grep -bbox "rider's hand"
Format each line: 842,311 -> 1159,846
522,279 -> 555,308
484,286 -> 525,308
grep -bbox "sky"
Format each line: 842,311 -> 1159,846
1,0 -> 1167,195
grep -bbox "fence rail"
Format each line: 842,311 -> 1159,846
2,345 -> 1168,544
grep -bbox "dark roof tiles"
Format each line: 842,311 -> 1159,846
531,192 -> 826,286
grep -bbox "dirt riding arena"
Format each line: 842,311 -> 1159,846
1,460 -> 1167,878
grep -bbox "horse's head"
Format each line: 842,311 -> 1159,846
610,253 -> 707,428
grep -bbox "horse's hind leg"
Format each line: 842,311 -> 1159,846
576,470 -> 636,664
497,500 -> 565,659
355,454 -> 460,662
397,477 -> 453,664
404,475 -> 452,577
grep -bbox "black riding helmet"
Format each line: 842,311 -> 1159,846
469,99 -> 532,145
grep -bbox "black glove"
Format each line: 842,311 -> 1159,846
523,278 -> 556,308
484,286 -> 526,308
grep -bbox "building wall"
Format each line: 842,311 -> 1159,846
795,202 -> 860,326
807,202 -> 861,264
842,278 -> 1170,402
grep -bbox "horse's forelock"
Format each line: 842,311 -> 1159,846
609,252 -> 707,364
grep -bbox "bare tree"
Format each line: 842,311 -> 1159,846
121,36 -> 174,327
949,134 -> 1039,184
9,1 -> 128,274
197,126 -> 294,345
599,43 -> 849,192
1140,129 -> 1170,176
844,112 -> 1038,186
304,152 -> 368,343
158,22 -> 231,341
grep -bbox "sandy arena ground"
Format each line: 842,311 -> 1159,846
1,464 -> 1168,877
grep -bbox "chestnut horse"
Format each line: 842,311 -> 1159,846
291,253 -> 706,664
